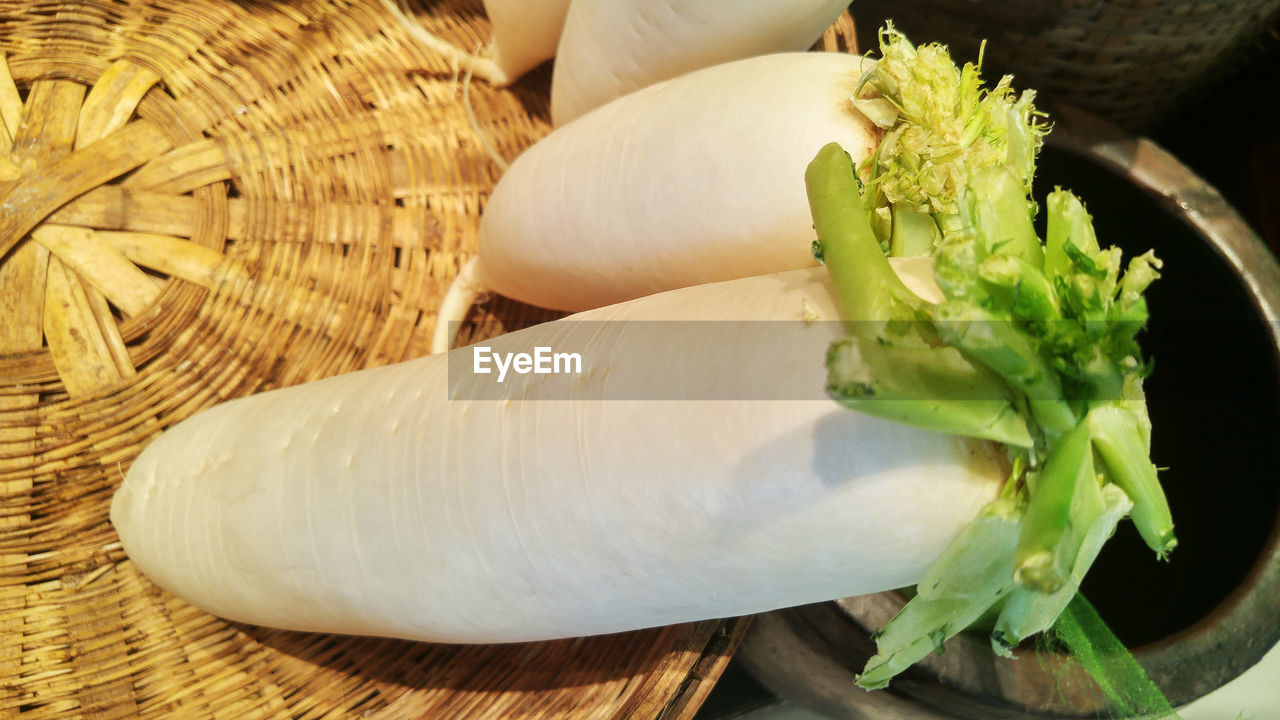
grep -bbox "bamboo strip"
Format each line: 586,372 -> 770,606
122,137 -> 230,194
76,59 -> 161,148
0,241 -> 49,357
0,155 -> 18,181
65,587 -> 142,720
11,79 -> 84,161
31,224 -> 161,318
97,229 -> 238,290
0,588 -> 22,691
0,51 -> 21,145
83,284 -> 139,381
42,258 -> 127,397
44,186 -> 210,239
0,120 -> 173,259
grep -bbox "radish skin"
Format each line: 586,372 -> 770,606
550,0 -> 852,126
440,51 -> 878,350
484,0 -> 571,83
382,0 -> 570,86
112,264 -> 1003,644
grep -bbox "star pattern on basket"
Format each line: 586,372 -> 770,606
0,53 -> 242,398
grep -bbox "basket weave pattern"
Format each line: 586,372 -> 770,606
0,1 -> 746,717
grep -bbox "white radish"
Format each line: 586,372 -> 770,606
111,262 -> 1003,644
482,0 -> 572,83
382,0 -> 850,121
381,0 -> 571,86
550,0 -> 852,125
436,51 -> 879,351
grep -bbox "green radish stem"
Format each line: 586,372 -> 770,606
933,299 -> 1077,434
1013,421 -> 1101,592
1088,405 -> 1177,557
888,206 -> 940,258
806,123 -> 1174,691
807,143 -> 1031,447
804,143 -> 924,331
826,337 -> 1033,447
993,483 -> 1132,655
978,254 -> 1060,323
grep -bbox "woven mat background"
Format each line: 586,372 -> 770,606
0,1 -> 758,717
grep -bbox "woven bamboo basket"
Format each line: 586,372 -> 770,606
0,2 -> 871,717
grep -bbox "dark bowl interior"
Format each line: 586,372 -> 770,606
1033,145 -> 1280,649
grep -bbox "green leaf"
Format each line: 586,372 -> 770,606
857,497 -> 1022,690
1052,594 -> 1182,718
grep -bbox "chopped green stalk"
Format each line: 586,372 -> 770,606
994,484 -> 1133,656
979,254 -> 1060,322
1045,190 -> 1098,278
1013,422 -> 1101,593
933,231 -> 990,305
810,25 -> 1174,700
933,300 -> 1077,433
854,24 -> 1047,227
826,336 -> 1033,447
857,497 -> 1022,690
1118,251 -> 1162,310
805,142 -> 923,331
889,205 -> 941,257
960,167 -> 1042,268
1121,372 -> 1154,453
1055,341 -> 1126,403
1109,251 -> 1162,337
1087,405 -> 1177,557
1002,92 -> 1042,183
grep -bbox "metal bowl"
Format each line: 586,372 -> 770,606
735,105 -> 1280,718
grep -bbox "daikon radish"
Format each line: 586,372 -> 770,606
110,262 -> 1008,644
435,28 -> 1047,352
383,0 -> 850,120
380,0 -> 570,86
441,51 -> 880,341
549,0 -> 853,125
